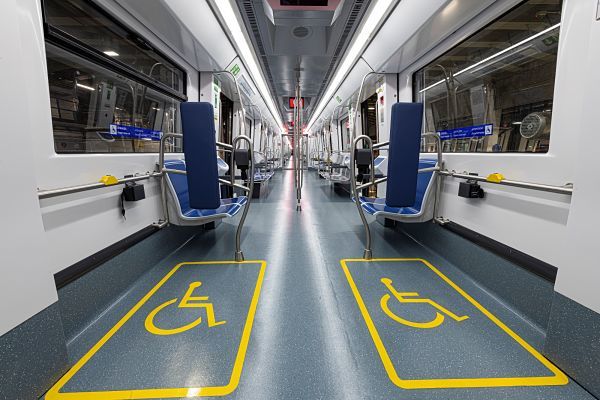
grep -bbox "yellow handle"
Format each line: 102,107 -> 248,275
99,175 -> 119,185
486,173 -> 505,183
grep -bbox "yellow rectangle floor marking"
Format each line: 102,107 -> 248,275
340,258 -> 568,390
45,260 -> 267,399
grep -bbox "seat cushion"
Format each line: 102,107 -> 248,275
358,159 -> 436,217
165,159 -> 246,220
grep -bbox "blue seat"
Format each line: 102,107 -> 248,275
255,171 -> 274,182
357,159 -> 437,221
164,160 -> 247,222
373,155 -> 386,170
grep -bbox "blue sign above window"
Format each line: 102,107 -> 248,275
438,124 -> 493,141
109,124 -> 162,141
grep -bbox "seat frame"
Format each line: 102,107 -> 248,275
158,132 -> 255,261
357,159 -> 437,221
350,132 -> 443,260
163,159 -> 248,225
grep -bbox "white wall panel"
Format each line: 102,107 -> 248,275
362,0 -> 450,71
554,0 -> 600,313
19,0 -> 191,275
161,0 -> 237,70
0,0 -> 58,335
104,0 -> 233,71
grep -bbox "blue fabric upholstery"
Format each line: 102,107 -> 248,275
386,102 -> 424,208
373,156 -> 386,169
165,160 -> 246,219
180,102 -> 221,210
255,171 -> 274,182
358,160 -> 436,217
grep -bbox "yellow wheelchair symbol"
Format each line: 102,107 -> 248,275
380,277 -> 469,329
145,281 -> 226,336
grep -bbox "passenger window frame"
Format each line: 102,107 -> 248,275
41,0 -> 187,102
41,0 -> 188,155
412,0 -> 562,155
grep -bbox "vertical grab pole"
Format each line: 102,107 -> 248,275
232,134 -> 254,262
432,132 -> 443,221
351,134 -> 374,260
294,78 -> 303,211
299,86 -> 305,192
158,132 -> 183,225
158,133 -> 169,225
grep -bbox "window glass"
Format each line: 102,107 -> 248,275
43,0 -> 184,95
340,117 -> 351,151
47,44 -> 182,154
414,0 -> 562,153
361,93 -> 379,143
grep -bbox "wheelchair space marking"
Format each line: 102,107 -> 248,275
340,258 -> 568,390
46,260 -> 267,400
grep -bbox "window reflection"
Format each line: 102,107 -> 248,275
47,45 -> 182,153
414,0 -> 562,153
43,0 -> 184,94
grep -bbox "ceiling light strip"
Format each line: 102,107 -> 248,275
307,0 -> 395,133
212,0 -> 284,132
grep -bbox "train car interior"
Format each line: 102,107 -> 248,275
2,0 -> 600,399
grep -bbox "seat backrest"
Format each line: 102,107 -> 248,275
180,102 -> 220,209
412,159 -> 436,212
385,102 -> 424,208
164,160 -> 193,214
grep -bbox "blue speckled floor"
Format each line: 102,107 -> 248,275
45,169 -> 596,400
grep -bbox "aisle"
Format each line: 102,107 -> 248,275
45,170 -> 595,400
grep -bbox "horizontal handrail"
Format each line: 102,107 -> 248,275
38,172 -> 162,200
439,170 -> 573,195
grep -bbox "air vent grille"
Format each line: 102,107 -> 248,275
239,0 -> 368,120
292,26 -> 311,39
281,0 -> 328,6
241,1 -> 277,102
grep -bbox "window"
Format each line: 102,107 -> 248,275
414,0 -> 562,153
43,0 -> 184,95
43,0 -> 186,153
361,93 -> 379,144
340,116 -> 351,151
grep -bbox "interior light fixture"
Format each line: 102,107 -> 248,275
76,83 -> 95,91
306,0 -> 395,133
419,23 -> 561,94
212,0 -> 283,131
103,50 -> 119,57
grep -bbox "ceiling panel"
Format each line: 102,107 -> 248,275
237,0 -> 369,124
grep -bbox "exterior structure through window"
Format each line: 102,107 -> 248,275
42,0 -> 186,154
414,0 -> 562,153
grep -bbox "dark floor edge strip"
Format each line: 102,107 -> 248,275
53,225 -> 159,289
442,221 -> 558,283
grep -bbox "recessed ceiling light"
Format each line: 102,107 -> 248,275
103,50 -> 119,57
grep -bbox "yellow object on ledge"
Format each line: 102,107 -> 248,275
486,173 -> 505,183
99,175 -> 119,185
